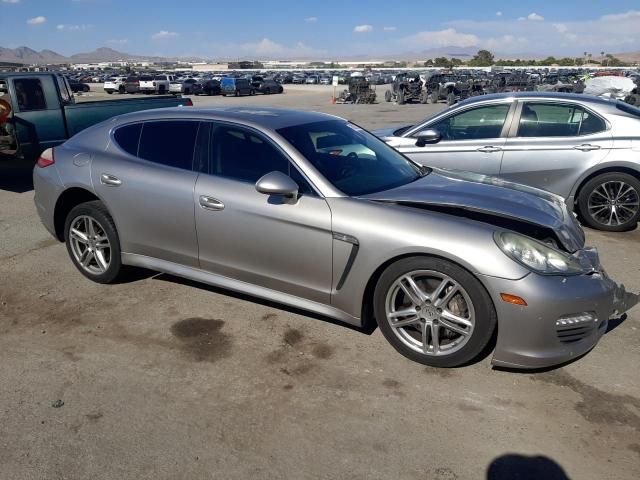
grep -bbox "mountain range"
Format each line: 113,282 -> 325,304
1,45 -> 639,65
0,46 -> 194,65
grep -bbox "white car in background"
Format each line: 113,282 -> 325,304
103,76 -> 127,94
140,75 -> 175,94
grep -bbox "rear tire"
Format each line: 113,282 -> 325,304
577,172 -> 640,231
446,92 -> 456,106
64,201 -> 124,284
385,90 -> 392,102
397,89 -> 405,105
374,256 -> 496,368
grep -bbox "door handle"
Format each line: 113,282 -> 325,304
199,195 -> 225,211
573,144 -> 600,152
100,173 -> 121,186
476,146 -> 502,153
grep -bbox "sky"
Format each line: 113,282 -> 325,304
1,0 -> 640,59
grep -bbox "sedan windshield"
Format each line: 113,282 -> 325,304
277,120 -> 424,196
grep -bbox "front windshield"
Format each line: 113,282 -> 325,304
277,120 -> 424,196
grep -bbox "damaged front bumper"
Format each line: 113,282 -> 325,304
481,246 -> 638,369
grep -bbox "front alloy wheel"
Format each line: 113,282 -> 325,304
374,257 -> 496,367
385,270 -> 475,357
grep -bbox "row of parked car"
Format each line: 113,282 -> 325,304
103,75 -> 284,97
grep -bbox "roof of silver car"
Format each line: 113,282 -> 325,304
112,106 -> 340,130
457,91 -> 618,108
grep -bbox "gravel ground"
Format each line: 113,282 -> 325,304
1,85 -> 639,480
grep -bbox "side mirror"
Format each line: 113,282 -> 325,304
256,171 -> 299,199
415,128 -> 441,147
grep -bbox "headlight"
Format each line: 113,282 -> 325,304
494,232 -> 587,275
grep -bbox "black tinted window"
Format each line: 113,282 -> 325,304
114,123 -> 142,156
211,125 -> 288,182
13,78 -> 47,111
138,121 -> 199,170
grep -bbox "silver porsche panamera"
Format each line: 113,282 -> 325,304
33,107 -> 636,369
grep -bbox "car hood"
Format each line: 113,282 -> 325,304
361,168 -> 585,252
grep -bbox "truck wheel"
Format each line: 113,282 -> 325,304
374,256 -> 496,368
118,86 -> 125,94
250,89 -> 256,96
420,92 -> 429,104
397,89 -> 405,105
107,91 -> 113,95
385,90 -> 392,102
577,172 -> 640,232
446,92 -> 456,106
429,91 -> 439,104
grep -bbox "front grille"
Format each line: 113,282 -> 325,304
556,324 -> 596,344
555,312 -> 598,344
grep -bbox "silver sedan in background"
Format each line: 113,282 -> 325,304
376,92 -> 640,231
33,107 -> 636,369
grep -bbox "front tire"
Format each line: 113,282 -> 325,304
64,201 -> 124,284
577,172 -> 640,231
374,257 -> 496,368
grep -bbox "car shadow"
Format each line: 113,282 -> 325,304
0,154 -> 34,193
487,454 -> 571,480
152,273 -> 378,335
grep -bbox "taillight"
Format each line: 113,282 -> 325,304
37,148 -> 55,168
184,98 -> 193,106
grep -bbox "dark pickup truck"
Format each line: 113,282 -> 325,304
0,72 -> 192,161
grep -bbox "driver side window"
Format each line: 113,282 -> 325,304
209,124 -> 316,195
429,104 -> 510,141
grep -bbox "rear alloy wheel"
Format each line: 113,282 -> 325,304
578,172 -> 640,231
64,201 -> 124,284
374,257 -> 496,367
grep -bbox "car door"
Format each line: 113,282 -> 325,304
92,119 -> 201,267
10,76 -> 67,159
389,102 -> 514,175
194,122 -> 333,304
499,101 -> 613,198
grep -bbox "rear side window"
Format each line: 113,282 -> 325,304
518,103 -> 606,137
13,78 -> 47,111
138,121 -> 199,170
113,123 -> 142,156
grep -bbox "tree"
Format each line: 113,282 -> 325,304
433,57 -> 451,67
423,59 -> 434,67
468,50 -> 495,66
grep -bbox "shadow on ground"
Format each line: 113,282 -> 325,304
0,154 -> 34,193
487,454 -> 571,480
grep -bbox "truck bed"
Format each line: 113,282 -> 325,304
64,95 -> 191,137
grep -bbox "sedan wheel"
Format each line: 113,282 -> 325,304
385,270 -> 475,356
578,173 -> 640,231
374,257 -> 496,367
64,201 -> 124,283
69,215 -> 111,275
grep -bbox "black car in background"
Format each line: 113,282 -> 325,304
124,76 -> 141,94
67,79 -> 90,93
252,78 -> 284,94
220,77 -> 255,96
196,79 -> 221,96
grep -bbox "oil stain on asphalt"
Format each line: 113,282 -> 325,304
536,370 -> 640,431
170,317 -> 233,363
